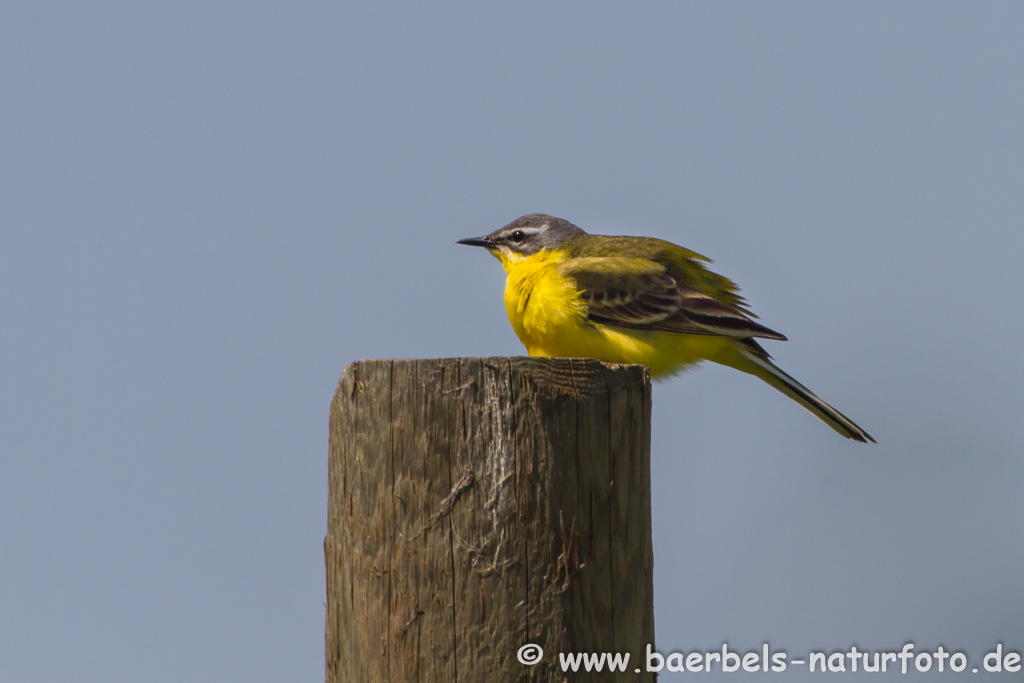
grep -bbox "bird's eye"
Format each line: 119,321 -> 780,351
509,230 -> 525,243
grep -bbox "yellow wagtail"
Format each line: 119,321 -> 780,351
458,213 -> 874,442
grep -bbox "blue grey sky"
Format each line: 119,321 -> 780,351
2,3 -> 1022,681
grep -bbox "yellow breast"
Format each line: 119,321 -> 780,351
501,250 -> 584,353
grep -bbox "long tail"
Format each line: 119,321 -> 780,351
725,341 -> 875,443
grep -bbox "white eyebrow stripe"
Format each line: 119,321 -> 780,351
509,226 -> 545,236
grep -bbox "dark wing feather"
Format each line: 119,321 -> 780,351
558,256 -> 787,340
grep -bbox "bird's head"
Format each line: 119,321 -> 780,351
458,214 -> 584,267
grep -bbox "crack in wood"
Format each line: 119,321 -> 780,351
405,470 -> 475,541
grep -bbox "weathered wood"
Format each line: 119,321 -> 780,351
326,357 -> 654,682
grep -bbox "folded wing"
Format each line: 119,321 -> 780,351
558,256 -> 787,341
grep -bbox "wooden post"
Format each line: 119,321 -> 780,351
325,357 -> 654,682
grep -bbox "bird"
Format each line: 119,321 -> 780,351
458,213 -> 874,442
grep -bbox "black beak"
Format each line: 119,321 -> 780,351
456,237 -> 495,248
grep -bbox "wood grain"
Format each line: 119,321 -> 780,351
326,357 -> 654,682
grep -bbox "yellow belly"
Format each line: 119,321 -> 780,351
501,252 -> 733,378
